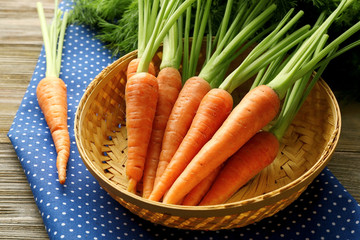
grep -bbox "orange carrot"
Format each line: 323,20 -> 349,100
126,58 -> 156,80
199,131 -> 279,205
36,2 -> 69,184
142,67 -> 182,198
149,88 -> 233,201
182,164 -> 222,206
37,77 -> 70,185
125,72 -> 158,193
162,85 -> 280,204
153,77 -> 211,187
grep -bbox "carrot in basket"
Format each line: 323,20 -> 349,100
199,131 -> 279,206
163,0 -> 360,204
36,77 -> 70,184
125,0 -> 197,193
125,72 -> 159,193
182,164 -> 222,206
149,88 -> 232,201
36,2 -> 69,184
153,77 -> 211,187
142,67 -> 182,198
142,16 -> 183,198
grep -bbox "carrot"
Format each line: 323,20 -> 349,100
142,67 -> 182,198
125,72 -> 158,193
182,164 -> 222,206
149,88 -> 233,201
36,2 -> 69,184
162,85 -> 280,204
36,77 -> 70,185
153,77 -> 211,186
125,0 -> 197,193
126,58 -> 156,80
199,131 -> 279,205
141,13 -> 183,198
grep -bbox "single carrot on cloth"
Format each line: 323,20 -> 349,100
36,1 -> 69,184
125,0 -> 197,193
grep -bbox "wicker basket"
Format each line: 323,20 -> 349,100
74,48 -> 341,231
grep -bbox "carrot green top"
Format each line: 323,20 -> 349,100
136,0 -> 197,74
37,0 -> 69,78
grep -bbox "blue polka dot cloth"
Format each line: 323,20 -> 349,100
7,1 -> 360,239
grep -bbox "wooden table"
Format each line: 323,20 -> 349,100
1,1 -> 359,239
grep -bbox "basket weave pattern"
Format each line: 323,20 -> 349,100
75,50 -> 340,230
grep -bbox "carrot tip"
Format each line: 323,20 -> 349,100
127,178 -> 137,194
59,177 -> 66,185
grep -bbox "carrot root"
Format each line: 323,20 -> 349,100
153,77 -> 211,187
125,72 -> 159,192
142,67 -> 182,198
36,77 -> 70,184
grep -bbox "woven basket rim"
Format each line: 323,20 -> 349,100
74,51 -> 341,218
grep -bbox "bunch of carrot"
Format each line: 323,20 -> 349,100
36,1 -> 70,184
124,0 -> 360,205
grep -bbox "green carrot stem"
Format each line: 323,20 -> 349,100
37,1 -> 68,78
137,0 -> 145,57
160,16 -> 183,70
182,6 -> 191,82
198,4 -> 277,84
219,24 -> 312,93
244,8 -> 300,65
216,0 -> 233,48
267,0 -> 351,99
250,51 -> 286,89
293,20 -> 360,80
208,24 -> 275,89
146,0 -> 160,44
211,1 -> 249,58
188,0 -> 212,78
137,0 -> 196,73
270,60 -> 329,141
37,2 -> 54,77
56,11 -> 68,76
